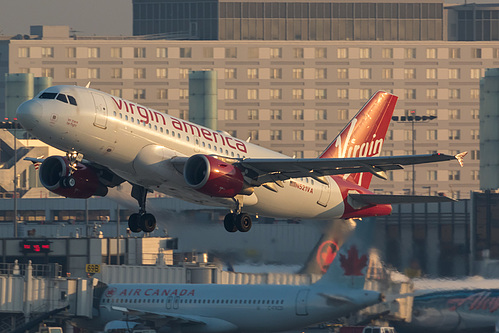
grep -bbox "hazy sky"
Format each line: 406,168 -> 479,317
0,0 -> 132,36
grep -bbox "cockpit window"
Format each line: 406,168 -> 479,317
39,92 -> 57,99
56,93 -> 68,103
67,95 -> 77,106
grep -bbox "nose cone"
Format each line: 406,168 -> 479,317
17,99 -> 43,131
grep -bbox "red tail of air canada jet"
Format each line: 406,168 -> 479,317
17,87 -> 465,233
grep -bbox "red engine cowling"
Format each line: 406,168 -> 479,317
184,154 -> 244,197
39,156 -> 108,198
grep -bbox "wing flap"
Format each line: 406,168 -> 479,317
349,194 -> 456,205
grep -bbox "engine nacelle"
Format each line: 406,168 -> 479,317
39,156 -> 108,198
184,154 -> 244,197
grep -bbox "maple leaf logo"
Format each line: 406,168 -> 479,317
105,287 -> 117,297
316,240 -> 338,273
339,245 -> 368,276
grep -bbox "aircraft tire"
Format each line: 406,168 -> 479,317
235,213 -> 252,232
128,213 -> 142,233
60,176 -> 76,188
140,213 -> 156,233
224,213 -> 237,232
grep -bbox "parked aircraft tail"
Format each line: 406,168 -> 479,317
319,91 -> 397,189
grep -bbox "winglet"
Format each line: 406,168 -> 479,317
455,151 -> 467,167
85,81 -> 91,88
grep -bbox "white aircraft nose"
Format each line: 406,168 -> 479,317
17,99 -> 42,130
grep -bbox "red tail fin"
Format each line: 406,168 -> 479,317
319,91 -> 398,189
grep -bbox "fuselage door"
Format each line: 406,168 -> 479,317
316,179 -> 331,207
295,289 -> 309,316
92,93 -> 108,129
166,296 -> 173,309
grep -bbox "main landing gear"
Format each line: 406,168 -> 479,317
223,199 -> 252,233
128,184 -> 157,233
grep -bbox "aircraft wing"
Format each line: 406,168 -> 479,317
349,194 -> 456,204
111,305 -> 207,326
238,152 -> 466,186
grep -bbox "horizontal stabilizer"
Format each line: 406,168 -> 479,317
349,194 -> 456,205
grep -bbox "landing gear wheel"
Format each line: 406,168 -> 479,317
60,176 -> 75,188
235,213 -> 252,232
128,213 -> 142,233
140,213 -> 157,233
224,213 -> 237,232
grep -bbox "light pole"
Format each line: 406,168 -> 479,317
392,113 -> 437,195
2,118 -> 21,237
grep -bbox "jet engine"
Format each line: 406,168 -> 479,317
184,154 -> 244,197
39,156 -> 108,198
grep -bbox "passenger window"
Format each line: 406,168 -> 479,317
67,95 -> 77,105
56,94 -> 68,103
39,92 -> 57,99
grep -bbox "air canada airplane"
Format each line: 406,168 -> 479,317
81,220 -> 385,332
16,86 -> 465,233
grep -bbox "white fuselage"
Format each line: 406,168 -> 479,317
19,85 -> 347,219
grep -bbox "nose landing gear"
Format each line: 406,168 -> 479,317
128,184 -> 157,233
60,151 -> 83,189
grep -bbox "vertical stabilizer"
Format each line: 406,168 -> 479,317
319,91 -> 398,189
314,218 -> 376,289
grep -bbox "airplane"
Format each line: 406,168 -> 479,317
77,220 -> 386,332
16,86 -> 466,233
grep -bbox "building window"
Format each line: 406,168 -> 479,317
156,68 -> 167,79
337,89 -> 348,99
134,68 -> 146,79
270,68 -> 282,79
225,68 -> 236,79
156,47 -> 167,58
293,109 -> 304,120
316,130 -> 327,141
315,68 -> 327,79
449,48 -> 460,59
111,47 -> 122,58
270,48 -> 282,58
337,48 -> 348,59
179,68 -> 190,79
270,89 -> 282,100
292,68 -> 303,79
360,89 -> 371,100
426,48 -> 436,59
248,130 -> 259,140
360,69 -> 371,79
426,109 -> 437,116
449,89 -> 460,99
471,48 -> 482,59
404,130 -> 414,141
426,89 -> 437,100
449,68 -> 460,79
224,109 -> 236,120
470,69 -> 482,79
360,48 -> 371,59
471,129 -> 479,140
157,89 -> 168,99
471,150 -> 480,160
315,89 -> 327,100
382,68 -> 393,79
449,109 -> 460,120
470,88 -> 480,99
224,89 -> 236,100
471,170 -> 480,181
66,47 -> 76,58
449,170 -> 460,181
110,89 -> 122,97
494,48 -> 499,59
292,89 -> 303,100
88,68 -> 100,79
41,68 -> 54,78
225,47 -> 237,58
337,68 -> 348,79
404,171 -> 413,181
293,130 -> 304,140
134,89 -> 146,99
449,129 -> 461,140
338,109 -> 348,120
315,48 -> 327,58
426,68 -> 437,79
203,47 -> 214,58
180,47 -> 192,58
18,47 -> 29,58
66,68 -> 76,79
270,130 -> 282,140
85,47 -> 99,58
427,170 -> 437,181
42,47 -> 54,58
270,109 -> 282,120
247,89 -> 258,100
179,110 -> 189,120
294,151 -> 304,158
405,48 -> 416,58
247,68 -> 258,79
293,48 -> 304,58
404,89 -> 416,99
179,89 -> 189,100
315,109 -> 327,120
382,48 -> 393,58
427,130 -> 437,140
248,109 -> 259,120
471,109 -> 479,119
404,69 -> 416,79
